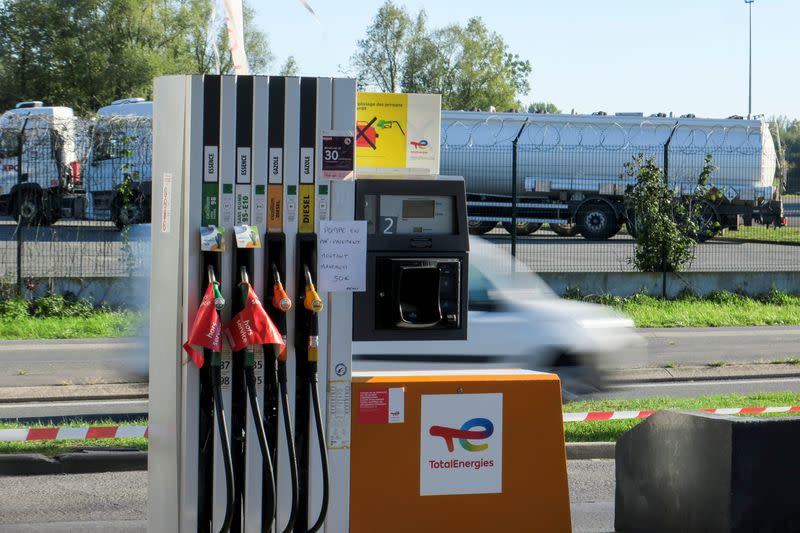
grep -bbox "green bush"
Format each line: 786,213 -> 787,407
30,294 -> 94,318
761,289 -> 795,306
563,286 -> 582,301
624,154 -> 718,272
706,290 -> 743,305
0,298 -> 29,319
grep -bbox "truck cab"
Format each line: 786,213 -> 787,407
84,98 -> 152,228
0,101 -> 83,225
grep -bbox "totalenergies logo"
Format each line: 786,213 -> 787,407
410,139 -> 428,150
429,417 -> 494,452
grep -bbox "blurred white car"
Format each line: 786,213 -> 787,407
352,237 -> 645,397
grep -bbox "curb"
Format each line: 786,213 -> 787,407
603,363 -> 800,384
566,442 -> 615,460
0,383 -> 149,404
0,444 -> 616,474
0,448 -> 147,476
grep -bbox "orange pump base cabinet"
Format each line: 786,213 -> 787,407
350,370 -> 571,533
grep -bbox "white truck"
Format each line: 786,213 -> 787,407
0,102 -> 84,225
440,111 -> 785,240
84,98 -> 152,228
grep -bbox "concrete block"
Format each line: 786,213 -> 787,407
615,411 -> 800,533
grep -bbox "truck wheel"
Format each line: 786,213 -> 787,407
549,223 -> 578,237
576,202 -> 619,241
112,191 -> 145,230
12,186 -> 44,226
502,221 -> 541,236
468,220 -> 497,235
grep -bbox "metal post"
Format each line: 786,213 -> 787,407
748,0 -> 752,120
16,117 -> 29,295
510,119 -> 528,260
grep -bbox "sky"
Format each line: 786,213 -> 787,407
253,0 -> 800,120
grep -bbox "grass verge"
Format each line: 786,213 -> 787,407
563,392 -> 800,442
0,312 -> 144,340
0,438 -> 147,456
721,226 -> 800,243
0,418 -> 148,456
567,289 -> 800,328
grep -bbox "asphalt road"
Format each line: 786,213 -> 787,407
636,326 -> 800,367
0,338 -> 147,388
0,460 -> 616,533
0,326 -> 797,389
483,232 -> 798,272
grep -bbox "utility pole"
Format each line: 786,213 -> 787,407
745,0 -> 754,120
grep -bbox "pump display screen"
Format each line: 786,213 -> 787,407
366,194 -> 456,235
402,200 -> 435,219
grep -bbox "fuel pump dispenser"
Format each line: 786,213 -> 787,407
150,75 -> 571,533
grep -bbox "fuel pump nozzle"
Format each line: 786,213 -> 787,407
238,266 -> 278,532
270,262 -> 299,533
272,264 -> 292,314
303,266 -> 323,315
207,266 -> 234,533
302,265 -> 329,533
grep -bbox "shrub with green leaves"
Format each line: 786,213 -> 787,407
30,294 -> 94,318
0,298 -> 29,319
624,154 -> 718,272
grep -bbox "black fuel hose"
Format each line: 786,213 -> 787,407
211,362 -> 235,533
245,366 -> 277,532
307,362 -> 329,533
277,361 -> 299,533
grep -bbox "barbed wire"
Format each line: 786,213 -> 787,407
440,114 -> 768,152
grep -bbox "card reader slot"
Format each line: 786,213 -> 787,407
395,264 -> 442,328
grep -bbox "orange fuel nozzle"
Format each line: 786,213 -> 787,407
303,266 -> 323,313
271,263 -> 292,312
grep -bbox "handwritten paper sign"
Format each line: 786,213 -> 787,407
318,220 -> 367,292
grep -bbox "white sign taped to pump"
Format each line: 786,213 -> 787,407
420,393 -> 503,496
317,220 -> 367,292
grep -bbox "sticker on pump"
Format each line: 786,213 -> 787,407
420,393 -> 503,496
253,345 -> 264,386
327,380 -> 352,450
220,347 -> 233,391
358,387 -> 404,424
200,226 -> 225,252
233,225 -> 261,249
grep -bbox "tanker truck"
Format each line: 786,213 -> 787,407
83,98 -> 152,228
440,111 -> 786,240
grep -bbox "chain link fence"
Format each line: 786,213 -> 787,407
440,115 -> 798,275
0,110 -> 797,300
0,110 -> 151,297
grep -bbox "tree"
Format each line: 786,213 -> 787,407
435,18 -> 531,111
625,154 -> 717,273
354,5 -> 533,110
0,0 -> 272,114
528,102 -> 560,114
350,1 -> 412,92
280,56 -> 299,76
769,116 -> 800,194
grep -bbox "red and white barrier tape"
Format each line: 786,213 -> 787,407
563,405 -> 800,422
1,406 -> 799,442
0,425 -> 148,442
